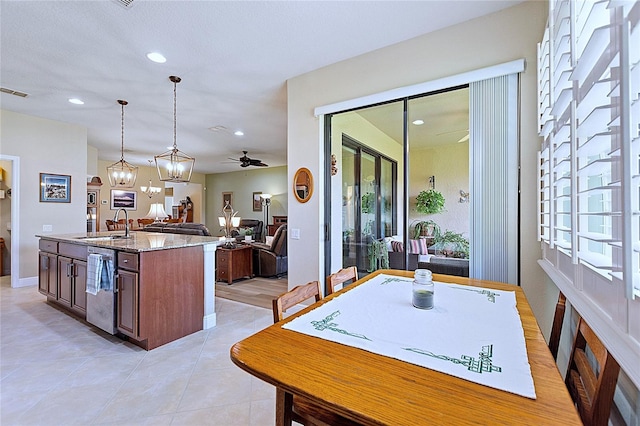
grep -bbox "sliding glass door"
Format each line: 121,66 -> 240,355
341,136 -> 397,275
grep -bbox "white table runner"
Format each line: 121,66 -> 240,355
283,274 -> 536,399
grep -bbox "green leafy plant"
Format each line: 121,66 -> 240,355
431,230 -> 469,259
367,239 -> 389,272
415,189 -> 445,214
412,220 -> 441,239
361,192 -> 375,214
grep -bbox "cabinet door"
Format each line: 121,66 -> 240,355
72,259 -> 87,314
38,252 -> 57,298
58,256 -> 73,307
117,269 -> 138,339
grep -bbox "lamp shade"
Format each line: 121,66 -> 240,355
145,203 -> 168,221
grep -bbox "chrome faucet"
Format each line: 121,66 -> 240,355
113,208 -> 130,238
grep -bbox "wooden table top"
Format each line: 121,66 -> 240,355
230,270 -> 581,425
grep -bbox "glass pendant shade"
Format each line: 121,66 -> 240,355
107,100 -> 138,188
155,76 -> 194,183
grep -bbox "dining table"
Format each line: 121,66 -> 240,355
230,269 -> 581,425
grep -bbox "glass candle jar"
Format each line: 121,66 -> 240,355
412,269 -> 434,309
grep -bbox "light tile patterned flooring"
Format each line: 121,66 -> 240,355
0,275 -> 278,425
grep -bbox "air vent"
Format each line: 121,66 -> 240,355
112,0 -> 135,9
0,87 -> 29,98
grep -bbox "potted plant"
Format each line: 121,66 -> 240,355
415,189 -> 445,215
431,230 -> 469,259
244,228 -> 253,241
412,220 -> 440,239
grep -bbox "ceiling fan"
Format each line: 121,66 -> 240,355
228,151 -> 268,168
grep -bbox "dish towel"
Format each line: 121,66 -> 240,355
86,254 -> 102,295
100,258 -> 114,291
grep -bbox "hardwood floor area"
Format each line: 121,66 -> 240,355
215,276 -> 288,310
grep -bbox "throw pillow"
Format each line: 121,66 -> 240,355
409,239 -> 429,255
390,241 -> 404,252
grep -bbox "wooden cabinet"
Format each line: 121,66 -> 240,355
116,247 -> 204,350
117,270 -> 138,338
38,251 -> 58,298
216,245 -> 253,284
87,181 -> 102,232
268,215 -> 287,236
117,251 -> 139,339
57,243 -> 88,315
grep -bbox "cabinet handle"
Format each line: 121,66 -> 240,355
66,263 -> 72,277
123,259 -> 129,263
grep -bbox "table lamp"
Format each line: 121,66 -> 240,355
145,203 -> 168,223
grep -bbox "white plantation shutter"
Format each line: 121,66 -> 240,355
537,0 -> 640,388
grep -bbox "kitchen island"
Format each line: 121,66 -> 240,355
37,231 -> 222,350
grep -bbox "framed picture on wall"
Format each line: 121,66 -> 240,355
222,191 -> 233,208
110,190 -> 137,210
40,173 -> 71,203
253,192 -> 262,211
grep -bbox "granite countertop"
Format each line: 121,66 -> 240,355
36,231 -> 224,253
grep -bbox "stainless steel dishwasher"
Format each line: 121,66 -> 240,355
86,246 -> 117,334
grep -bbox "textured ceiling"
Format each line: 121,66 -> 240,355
1,1 -> 521,174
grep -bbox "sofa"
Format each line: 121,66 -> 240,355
418,257 -> 469,277
384,236 -> 469,277
140,222 -> 212,236
230,219 -> 263,242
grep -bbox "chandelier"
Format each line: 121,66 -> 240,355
155,76 -> 195,183
107,100 -> 138,187
140,160 -> 161,198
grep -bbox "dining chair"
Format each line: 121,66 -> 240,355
548,291 -> 566,360
272,281 -> 359,426
272,280 -> 322,323
326,266 -> 358,295
565,317 -> 620,426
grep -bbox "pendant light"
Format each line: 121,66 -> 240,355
155,75 -> 195,182
107,100 -> 138,187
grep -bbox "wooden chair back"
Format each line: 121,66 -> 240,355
548,291 -> 566,360
326,266 -> 358,295
272,280 -> 359,426
137,218 -> 155,227
565,317 -> 620,426
272,281 -> 322,324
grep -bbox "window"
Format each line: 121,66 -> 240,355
537,0 -> 639,387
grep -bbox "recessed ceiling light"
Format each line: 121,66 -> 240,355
412,119 -> 424,125
146,52 -> 166,63
68,98 -> 84,105
234,130 -> 244,136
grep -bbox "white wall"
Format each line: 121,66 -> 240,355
287,1 -> 547,321
205,166 -> 288,236
0,159 -> 12,275
0,109 -> 87,282
409,143 -> 470,237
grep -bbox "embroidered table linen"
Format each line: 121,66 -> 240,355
283,273 -> 536,399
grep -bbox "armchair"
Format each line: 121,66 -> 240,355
253,224 -> 287,277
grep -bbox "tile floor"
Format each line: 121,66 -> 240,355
0,275 -> 279,425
